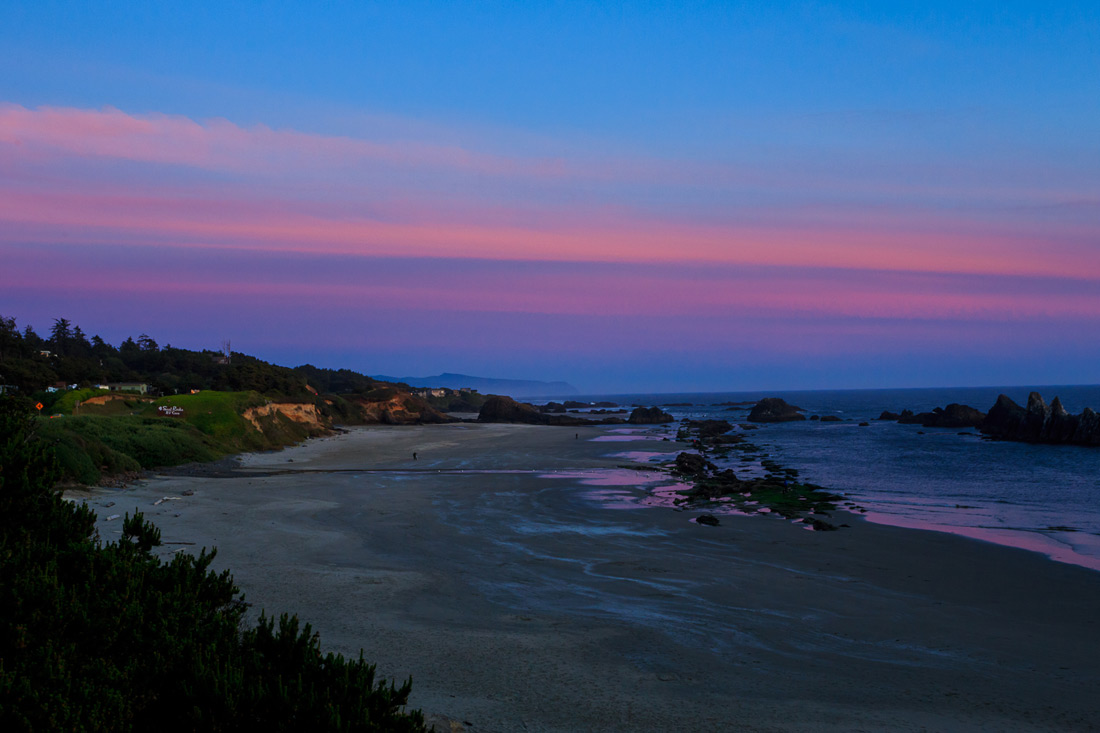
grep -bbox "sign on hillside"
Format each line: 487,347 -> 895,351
157,405 -> 185,417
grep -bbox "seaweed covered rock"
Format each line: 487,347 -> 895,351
628,406 -> 674,424
747,398 -> 805,423
684,419 -> 733,438
674,451 -> 712,476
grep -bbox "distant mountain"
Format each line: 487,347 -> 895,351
373,372 -> 578,397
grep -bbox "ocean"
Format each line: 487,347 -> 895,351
553,385 -> 1100,572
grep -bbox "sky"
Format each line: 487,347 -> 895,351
1,1 -> 1098,393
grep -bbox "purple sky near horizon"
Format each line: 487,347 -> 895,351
2,3 -> 1099,392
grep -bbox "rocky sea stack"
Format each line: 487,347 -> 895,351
627,406 -> 674,424
981,392 -> 1100,445
747,398 -> 806,423
882,392 -> 1100,446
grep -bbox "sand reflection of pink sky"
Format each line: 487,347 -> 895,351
861,511 -> 1100,573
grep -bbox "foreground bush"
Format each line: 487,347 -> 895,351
0,396 -> 426,732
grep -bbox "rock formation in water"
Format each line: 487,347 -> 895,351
478,395 -> 628,427
627,406 -> 674,424
674,451 -> 713,476
884,391 -> 1100,446
747,398 -> 806,423
921,404 -> 986,428
980,392 -> 1100,446
889,404 -> 985,428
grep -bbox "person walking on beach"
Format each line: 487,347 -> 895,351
413,452 -> 417,460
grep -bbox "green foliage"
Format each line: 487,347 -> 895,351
150,391 -> 267,444
37,416 -> 215,483
0,396 -> 427,731
294,364 -> 377,395
51,388 -> 112,415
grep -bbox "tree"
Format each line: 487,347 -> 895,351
0,315 -> 19,362
49,318 -> 73,355
137,333 -> 158,352
0,395 -> 427,732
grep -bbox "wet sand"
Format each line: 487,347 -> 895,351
74,423 -> 1100,731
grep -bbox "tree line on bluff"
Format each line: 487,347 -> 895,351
0,315 -> 385,399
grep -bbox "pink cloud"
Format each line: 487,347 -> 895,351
2,181 -> 1097,281
7,246 -> 1099,324
2,101 -> 1098,293
0,102 -> 572,179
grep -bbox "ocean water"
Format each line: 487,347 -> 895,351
558,385 -> 1100,571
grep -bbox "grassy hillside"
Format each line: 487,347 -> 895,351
38,417 -> 217,485
40,391 -> 329,485
149,391 -> 268,446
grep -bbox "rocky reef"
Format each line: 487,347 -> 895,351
627,406 -> 674,424
659,420 -> 842,528
747,398 -> 806,423
893,404 -> 986,429
478,395 -> 626,426
881,392 -> 1100,446
980,392 -> 1100,445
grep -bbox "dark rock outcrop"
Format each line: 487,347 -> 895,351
695,514 -> 720,526
980,392 -> 1100,446
891,404 -> 985,429
981,394 -> 1027,439
747,398 -> 805,423
819,415 -> 841,422
921,403 -> 985,428
478,395 -> 543,423
673,452 -> 712,476
1073,408 -> 1100,446
478,395 -> 593,426
1045,397 -> 1079,443
685,419 -> 733,438
628,406 -> 674,424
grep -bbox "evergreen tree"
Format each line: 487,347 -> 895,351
0,396 -> 427,731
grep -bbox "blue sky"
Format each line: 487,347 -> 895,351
2,2 -> 1098,391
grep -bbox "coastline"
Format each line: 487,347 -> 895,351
70,422 -> 1100,731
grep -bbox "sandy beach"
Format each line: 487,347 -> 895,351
71,423 -> 1100,732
